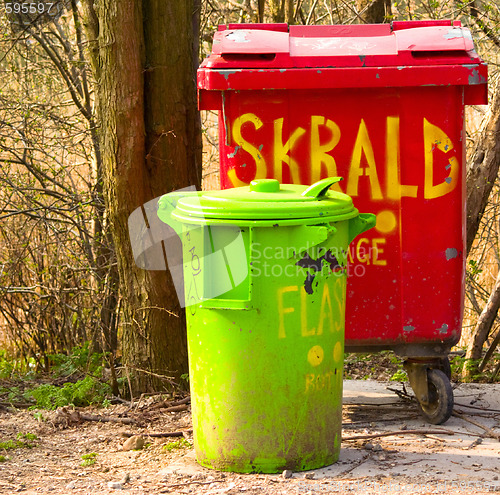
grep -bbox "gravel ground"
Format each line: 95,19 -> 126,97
0,380 -> 499,494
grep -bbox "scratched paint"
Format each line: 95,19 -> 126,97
227,146 -> 241,158
296,250 -> 343,295
468,68 -> 486,85
437,323 -> 449,335
219,69 -> 242,81
226,31 -> 250,43
443,27 -> 472,41
445,248 -> 458,260
443,28 -> 465,40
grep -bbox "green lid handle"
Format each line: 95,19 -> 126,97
301,177 -> 343,199
348,213 -> 377,243
250,178 -> 280,193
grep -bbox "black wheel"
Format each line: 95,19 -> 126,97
416,369 -> 454,425
438,357 -> 452,380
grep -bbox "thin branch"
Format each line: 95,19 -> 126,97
27,30 -> 90,122
453,411 -> 500,441
342,429 -> 455,441
470,1 -> 500,48
306,0 -> 320,25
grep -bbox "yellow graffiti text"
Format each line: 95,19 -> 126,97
278,278 -> 346,339
273,118 -> 305,183
229,114 -> 458,201
424,118 -> 458,199
347,119 -> 383,200
386,116 -> 418,200
277,285 -> 298,339
305,370 -> 339,393
349,237 -> 387,266
230,113 -> 267,184
310,115 -> 342,189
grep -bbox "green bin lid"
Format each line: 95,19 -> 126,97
166,177 -> 358,224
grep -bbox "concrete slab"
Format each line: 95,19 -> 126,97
158,380 -> 500,492
318,381 -> 500,490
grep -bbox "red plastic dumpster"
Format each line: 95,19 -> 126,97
198,20 -> 488,424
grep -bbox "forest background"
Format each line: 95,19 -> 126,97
0,0 -> 499,406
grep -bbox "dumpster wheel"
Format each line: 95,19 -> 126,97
416,369 -> 454,425
437,356 -> 452,380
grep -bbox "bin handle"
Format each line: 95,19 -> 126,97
348,213 -> 377,244
157,191 -> 200,236
301,177 -> 343,199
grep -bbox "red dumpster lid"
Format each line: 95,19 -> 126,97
212,23 -> 476,60
198,21 -> 487,101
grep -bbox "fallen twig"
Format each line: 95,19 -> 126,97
150,396 -> 190,411
159,479 -> 223,492
57,408 -> 136,425
344,403 -> 410,410
342,429 -> 454,441
109,396 -> 133,407
163,404 -> 189,413
454,402 -> 500,414
386,385 -> 413,401
122,429 -> 193,438
342,415 -> 420,427
424,434 -> 446,442
465,437 -> 483,450
79,413 -> 136,424
337,453 -> 371,476
0,400 -> 33,409
452,411 -> 500,441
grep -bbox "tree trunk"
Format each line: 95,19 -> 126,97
356,0 -> 391,23
268,0 -> 294,23
285,0 -> 294,24
466,78 -> 500,255
82,0 -> 202,393
269,0 -> 284,22
463,79 -> 500,381
462,270 -> 500,381
257,0 -> 265,22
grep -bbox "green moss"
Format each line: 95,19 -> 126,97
163,438 -> 191,452
80,452 -> 98,467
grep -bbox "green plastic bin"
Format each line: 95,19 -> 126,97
157,177 -> 375,473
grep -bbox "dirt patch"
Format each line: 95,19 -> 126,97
1,382 -> 500,494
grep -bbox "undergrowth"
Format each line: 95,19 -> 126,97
26,376 -> 112,410
0,343 -> 115,409
0,433 -> 38,451
46,343 -> 104,378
